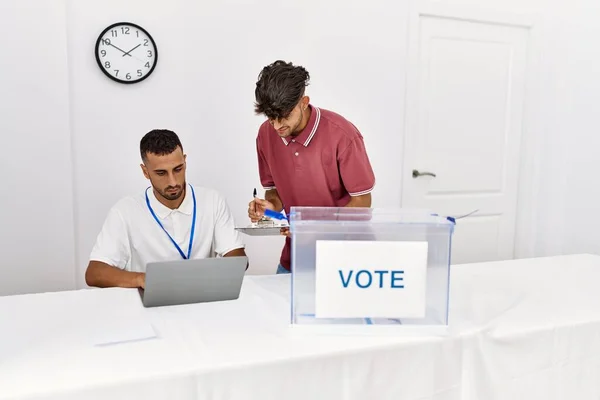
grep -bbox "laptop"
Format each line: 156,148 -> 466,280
138,256 -> 248,308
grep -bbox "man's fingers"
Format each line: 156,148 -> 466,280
248,202 -> 263,223
254,198 -> 270,207
248,200 -> 257,213
248,212 -> 260,221
248,198 -> 271,223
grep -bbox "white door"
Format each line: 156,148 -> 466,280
402,13 -> 530,264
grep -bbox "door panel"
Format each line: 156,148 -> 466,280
402,14 -> 530,264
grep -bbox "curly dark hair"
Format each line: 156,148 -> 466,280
254,60 -> 310,120
140,129 -> 183,161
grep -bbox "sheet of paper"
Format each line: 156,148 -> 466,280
86,314 -> 157,347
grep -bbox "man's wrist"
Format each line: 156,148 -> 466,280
134,272 -> 145,288
265,197 -> 283,212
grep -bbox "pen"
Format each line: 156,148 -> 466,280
251,188 -> 258,227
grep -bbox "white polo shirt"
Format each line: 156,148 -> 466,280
89,185 -> 245,272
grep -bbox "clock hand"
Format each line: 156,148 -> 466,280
122,44 -> 141,57
108,43 -> 144,62
107,43 -> 132,56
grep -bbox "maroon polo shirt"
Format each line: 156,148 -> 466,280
256,105 -> 376,271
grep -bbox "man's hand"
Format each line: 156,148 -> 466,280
280,227 -> 290,237
136,273 -> 146,289
248,197 -> 275,222
85,261 -> 146,289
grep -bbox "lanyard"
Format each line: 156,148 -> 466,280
145,184 -> 197,260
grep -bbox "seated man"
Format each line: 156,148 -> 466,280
85,129 -> 246,289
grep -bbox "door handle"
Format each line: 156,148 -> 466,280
412,169 -> 436,178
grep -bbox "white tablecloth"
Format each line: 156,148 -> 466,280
450,255 -> 600,399
1,254 -> 600,400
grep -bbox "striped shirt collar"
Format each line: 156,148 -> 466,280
281,105 -> 321,147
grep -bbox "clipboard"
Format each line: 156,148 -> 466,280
235,226 -> 286,236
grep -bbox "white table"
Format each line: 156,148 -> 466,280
450,254 -> 600,399
1,254 -> 600,400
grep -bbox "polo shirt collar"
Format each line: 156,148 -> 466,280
148,184 -> 193,219
281,105 -> 321,147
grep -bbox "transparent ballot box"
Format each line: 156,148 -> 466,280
289,207 -> 455,334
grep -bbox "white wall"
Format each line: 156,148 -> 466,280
65,0 -> 411,287
0,1 -> 76,295
553,0 -> 600,256
2,0 -> 600,294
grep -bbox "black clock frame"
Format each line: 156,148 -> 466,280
94,21 -> 158,84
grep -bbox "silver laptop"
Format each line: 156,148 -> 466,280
138,256 -> 248,308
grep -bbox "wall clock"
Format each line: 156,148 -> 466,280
95,22 -> 158,84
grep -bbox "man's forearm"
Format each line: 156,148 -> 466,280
345,193 -> 372,208
265,189 -> 284,212
224,248 -> 246,258
85,261 -> 144,288
224,248 -> 249,270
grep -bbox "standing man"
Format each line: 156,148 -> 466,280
248,60 -> 375,274
86,129 -> 246,289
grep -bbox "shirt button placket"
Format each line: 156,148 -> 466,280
292,144 -> 302,170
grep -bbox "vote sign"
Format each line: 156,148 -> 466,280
315,240 -> 428,319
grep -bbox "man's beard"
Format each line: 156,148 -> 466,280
289,108 -> 305,136
156,183 -> 185,201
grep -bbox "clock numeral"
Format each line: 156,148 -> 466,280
101,38 -> 111,46
136,30 -> 139,38
145,62 -> 150,68
147,50 -> 153,57
100,50 -> 106,57
126,73 -> 132,80
137,70 -> 143,77
114,69 -> 120,77
121,27 -> 130,35
143,39 -> 149,46
104,61 -> 111,68
111,29 -> 118,37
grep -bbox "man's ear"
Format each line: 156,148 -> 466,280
301,95 -> 310,109
141,163 -> 150,180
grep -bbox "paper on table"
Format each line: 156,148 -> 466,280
86,314 -> 157,347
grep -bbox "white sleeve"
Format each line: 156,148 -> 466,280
213,192 -> 245,257
89,206 -> 131,269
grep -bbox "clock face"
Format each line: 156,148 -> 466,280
95,22 -> 158,84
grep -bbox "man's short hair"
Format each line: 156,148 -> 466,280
140,129 -> 183,162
